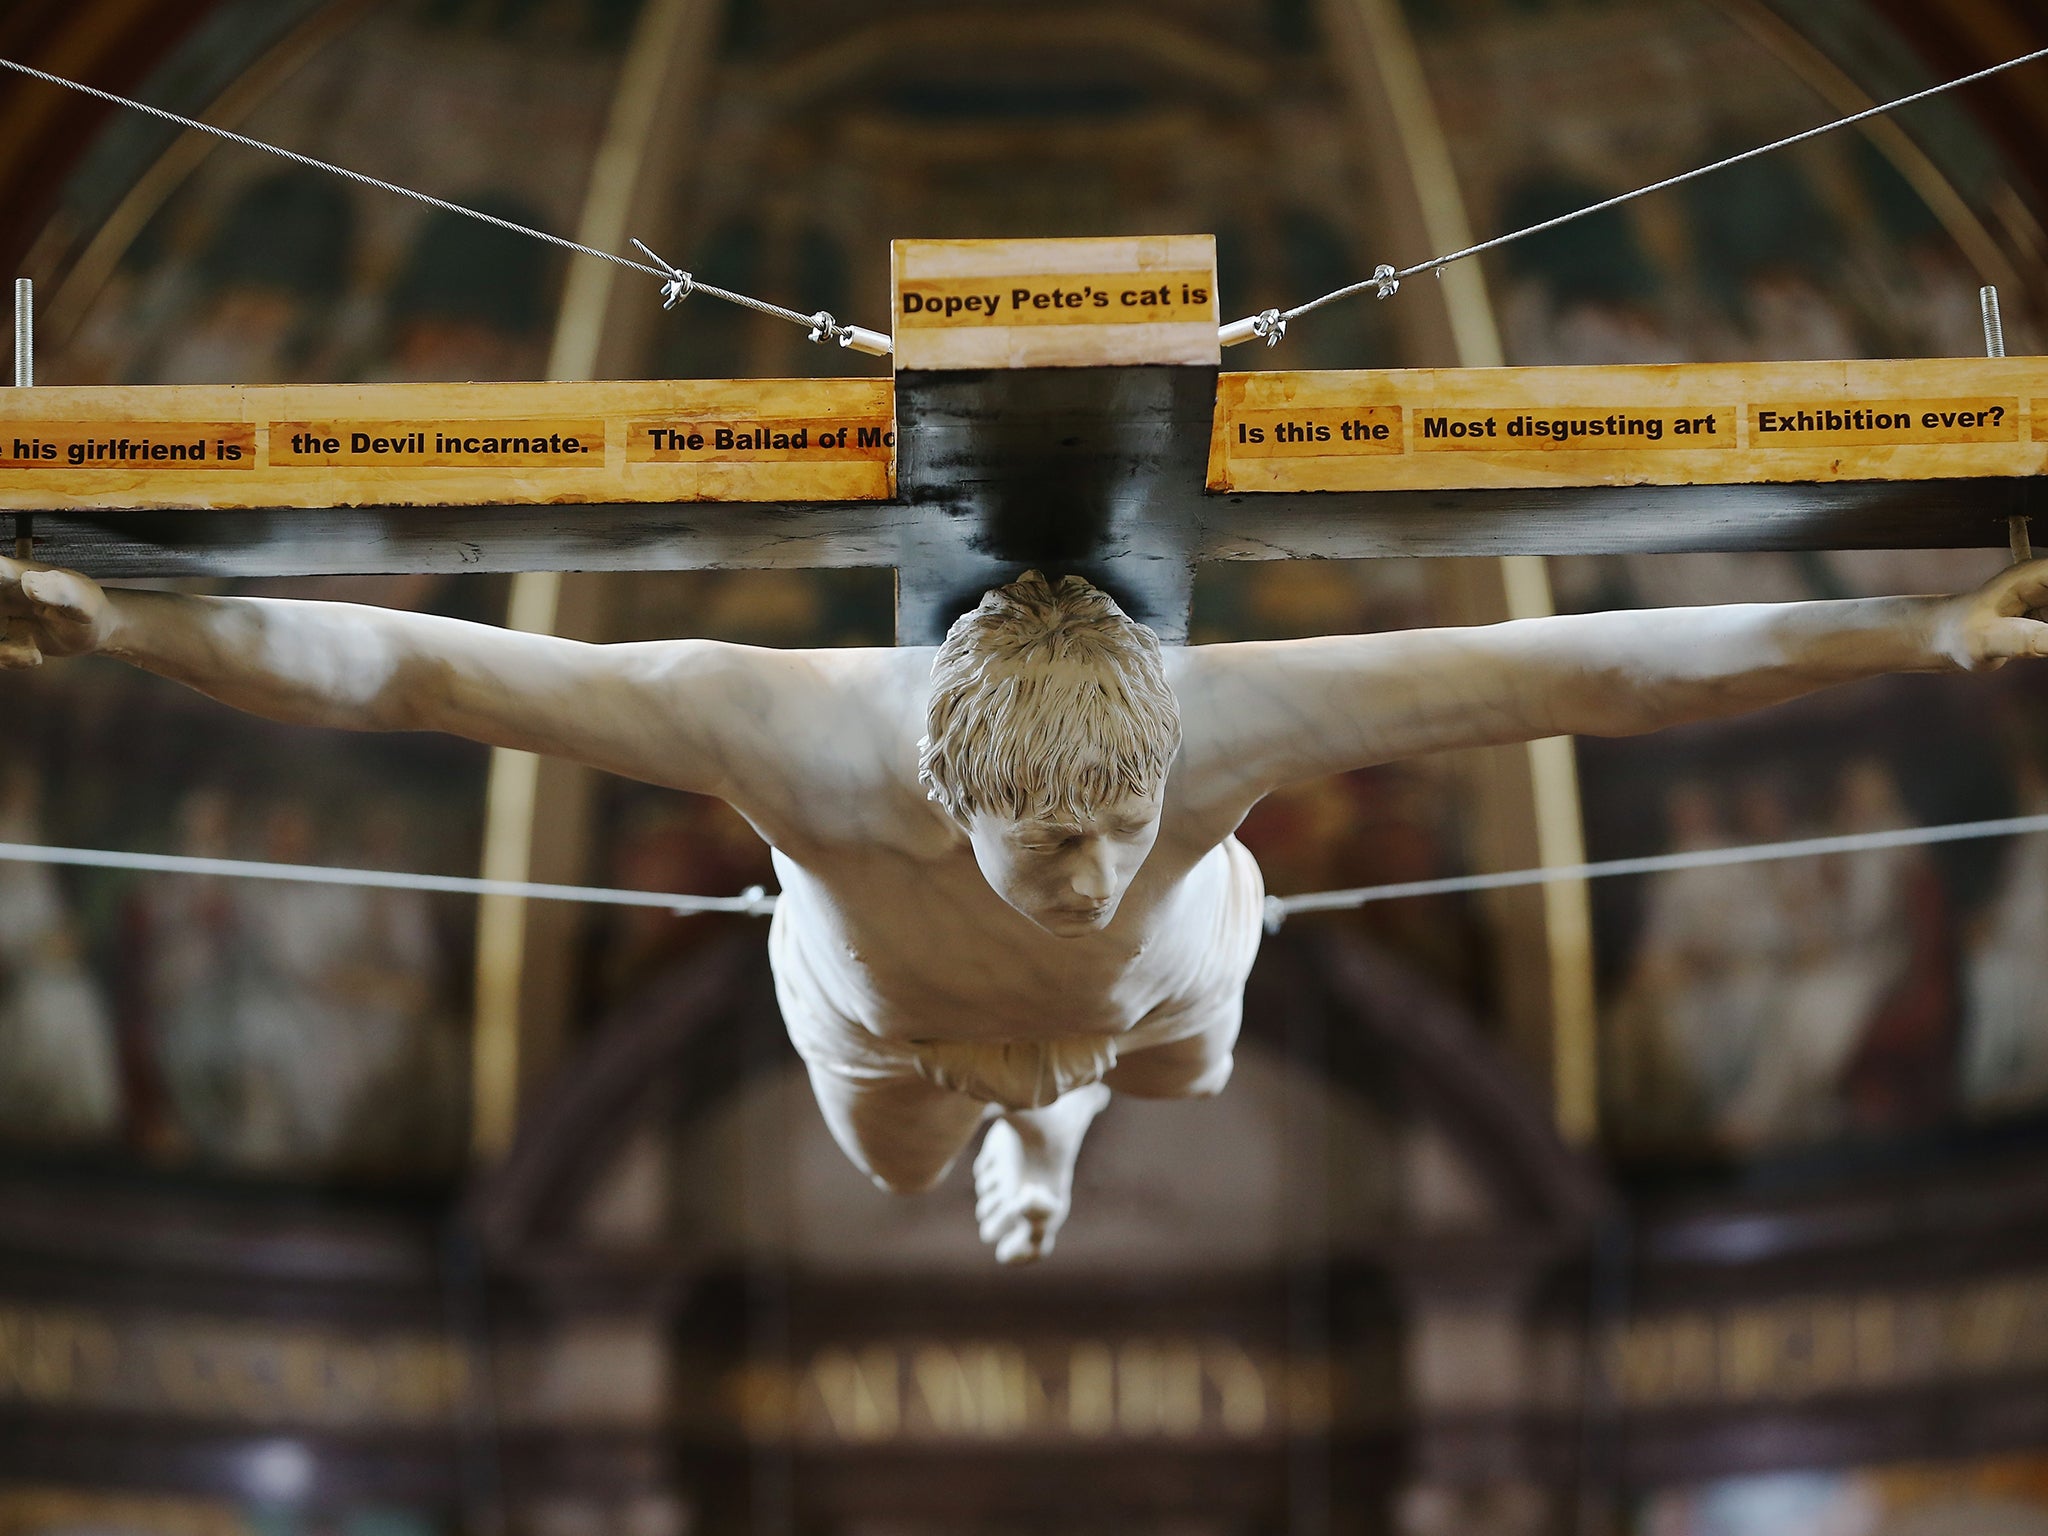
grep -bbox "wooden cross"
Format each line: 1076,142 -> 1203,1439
3,236 -> 2039,645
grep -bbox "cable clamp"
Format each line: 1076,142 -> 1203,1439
1263,895 -> 1289,935
631,238 -> 695,309
1251,308 -> 1287,347
804,313 -> 897,357
1371,264 -> 1400,299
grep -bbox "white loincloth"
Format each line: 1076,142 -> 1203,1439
770,837 -> 1265,1112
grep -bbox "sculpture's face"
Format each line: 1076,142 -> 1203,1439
965,786 -> 1165,937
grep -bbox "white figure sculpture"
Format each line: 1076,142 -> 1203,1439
4,558 -> 2046,1261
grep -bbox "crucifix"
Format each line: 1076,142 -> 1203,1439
8,234 -> 2038,630
3,235 -> 2044,1263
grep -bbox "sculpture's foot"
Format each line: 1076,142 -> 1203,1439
973,1083 -> 1111,1265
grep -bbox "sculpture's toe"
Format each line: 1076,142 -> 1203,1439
973,1120 -> 1062,1263
993,1209 -> 1053,1265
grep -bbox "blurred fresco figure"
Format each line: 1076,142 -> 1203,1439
376,194 -> 558,382
1686,144 -> 1859,363
0,766 -> 121,1146
144,787 -> 251,1163
146,173 -> 360,385
331,805 -> 463,1173
1612,762 -> 1939,1153
1889,238 -> 2006,359
1712,765 -> 1884,1146
141,794 -> 458,1176
1736,270 -> 1862,362
1608,781 -> 1780,1144
1494,171 -> 1686,367
1833,761 -> 1956,1134
1239,765 -> 1474,996
1723,762 -> 1929,1147
1963,758 -> 2048,1115
223,805 -> 454,1174
1736,268 -> 1867,360
594,794 -> 774,1005
225,804 -> 368,1168
1854,141 -> 2044,361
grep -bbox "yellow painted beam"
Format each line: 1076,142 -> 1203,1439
10,356 -> 2041,517
0,377 -> 895,510
1212,357 -> 2048,493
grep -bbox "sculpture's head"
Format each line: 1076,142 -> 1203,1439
920,572 -> 1181,936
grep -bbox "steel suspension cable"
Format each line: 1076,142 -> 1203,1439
0,55 -> 891,354
10,811 -> 2048,933
1223,42 -> 2048,347
1261,810 -> 2048,931
0,839 -> 778,918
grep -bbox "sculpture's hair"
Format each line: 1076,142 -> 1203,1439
919,572 -> 1181,823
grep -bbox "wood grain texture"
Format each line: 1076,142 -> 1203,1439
0,378 -> 894,510
892,236 -> 1220,370
1210,358 -> 2048,492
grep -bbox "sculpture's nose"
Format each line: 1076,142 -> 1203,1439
1070,839 -> 1117,901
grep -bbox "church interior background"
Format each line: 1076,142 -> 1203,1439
5,0 -> 2048,1531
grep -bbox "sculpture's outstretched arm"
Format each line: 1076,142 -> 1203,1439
1175,559 -> 2048,805
0,558 -> 857,809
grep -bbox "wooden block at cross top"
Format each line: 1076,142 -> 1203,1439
891,236 -> 1221,371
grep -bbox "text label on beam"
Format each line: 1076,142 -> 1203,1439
1209,359 -> 2048,492
0,378 -> 894,511
892,236 -> 1220,371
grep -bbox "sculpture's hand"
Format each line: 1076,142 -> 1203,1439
1931,558 -> 2048,672
0,558 -> 114,668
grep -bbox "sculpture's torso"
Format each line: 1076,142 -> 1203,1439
770,833 -> 1245,1045
733,646 -> 1258,1050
